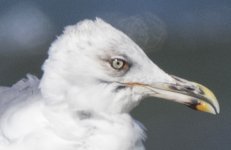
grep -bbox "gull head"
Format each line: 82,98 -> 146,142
40,18 -> 219,114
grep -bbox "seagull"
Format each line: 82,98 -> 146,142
0,18 -> 219,150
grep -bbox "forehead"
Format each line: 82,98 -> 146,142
63,19 -> 144,57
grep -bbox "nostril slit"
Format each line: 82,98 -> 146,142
185,86 -> 194,91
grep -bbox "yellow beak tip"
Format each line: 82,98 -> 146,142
194,83 -> 220,114
196,101 -> 218,115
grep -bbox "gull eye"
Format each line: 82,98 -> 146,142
111,58 -> 126,70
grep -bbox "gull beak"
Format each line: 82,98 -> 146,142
127,75 -> 220,115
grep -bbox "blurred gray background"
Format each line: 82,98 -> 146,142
0,0 -> 230,149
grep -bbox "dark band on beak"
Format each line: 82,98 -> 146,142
121,75 -> 219,114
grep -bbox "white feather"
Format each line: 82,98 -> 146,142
0,18 -> 174,150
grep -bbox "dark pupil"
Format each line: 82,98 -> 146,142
116,61 -> 121,66
111,58 -> 125,70
113,59 -> 124,69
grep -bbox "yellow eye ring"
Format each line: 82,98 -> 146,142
111,58 -> 126,70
